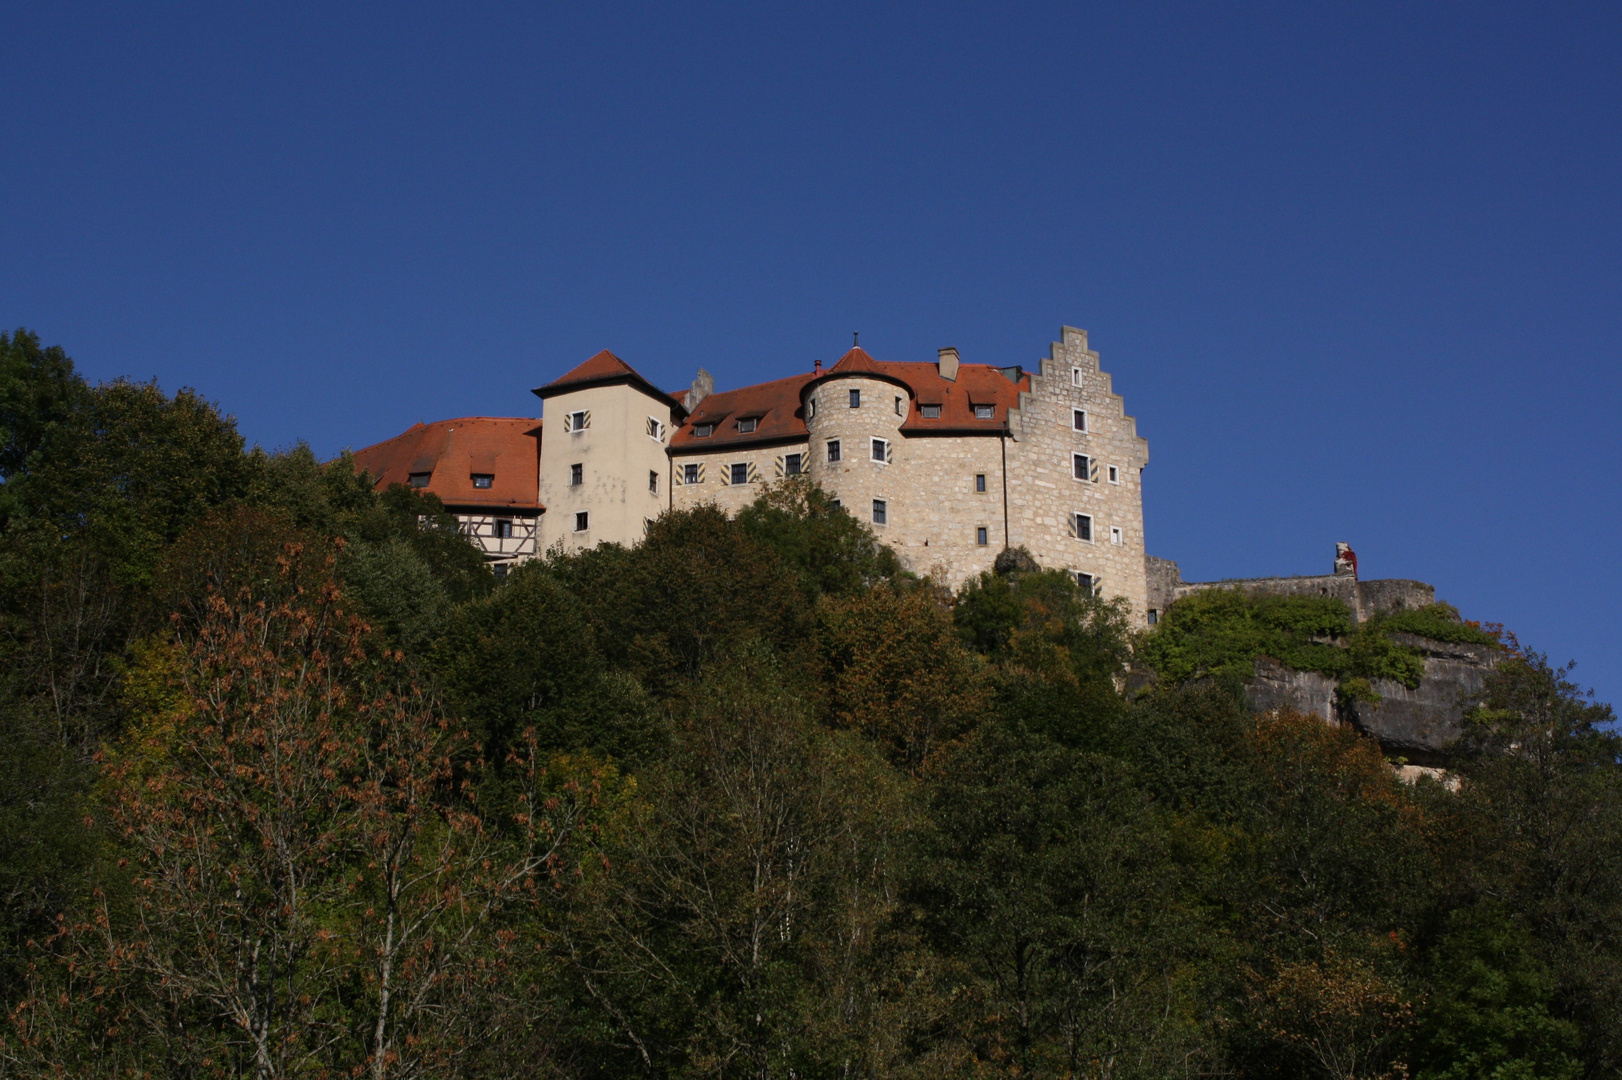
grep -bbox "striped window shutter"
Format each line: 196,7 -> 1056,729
1090,459 -> 1100,482
774,455 -> 784,478
1067,514 -> 1077,538
747,463 -> 761,483
696,463 -> 705,484
886,442 -> 894,463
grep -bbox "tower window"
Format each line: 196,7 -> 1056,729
974,404 -> 994,420
1071,367 -> 1083,387
784,453 -> 803,476
894,396 -> 903,415
1073,409 -> 1087,432
472,473 -> 493,489
647,416 -> 665,440
871,438 -> 889,463
976,526 -> 988,546
1072,512 -> 1093,542
570,463 -> 583,486
1108,465 -> 1119,484
738,417 -> 758,433
1073,454 -> 1092,482
808,398 -> 817,419
871,499 -> 887,525
574,511 -> 589,532
1110,526 -> 1123,545
568,410 -> 588,432
975,473 -> 986,493
683,463 -> 700,484
849,389 -> 861,409
827,440 -> 841,462
730,463 -> 749,485
1148,609 -> 1160,625
649,470 -> 659,494
408,472 -> 431,488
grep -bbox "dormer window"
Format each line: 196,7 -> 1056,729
921,404 -> 941,419
737,417 -> 758,434
694,423 -> 714,438
472,473 -> 493,489
974,404 -> 994,420
408,472 -> 431,488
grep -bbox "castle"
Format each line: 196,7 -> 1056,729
354,326 -> 1155,620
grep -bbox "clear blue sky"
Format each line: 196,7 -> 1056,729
5,2 -> 1619,706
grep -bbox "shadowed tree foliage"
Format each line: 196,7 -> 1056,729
3,328 -> 1622,1080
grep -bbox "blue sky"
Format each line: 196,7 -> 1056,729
4,2 -> 1619,706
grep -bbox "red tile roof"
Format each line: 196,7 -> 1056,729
533,349 -> 687,413
670,350 -> 1028,450
350,417 -> 543,513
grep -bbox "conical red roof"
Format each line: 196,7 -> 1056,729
828,346 -> 882,374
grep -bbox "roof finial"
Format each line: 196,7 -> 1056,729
853,331 -> 859,347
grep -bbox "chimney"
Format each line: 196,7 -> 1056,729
937,347 -> 960,382
688,368 -> 714,409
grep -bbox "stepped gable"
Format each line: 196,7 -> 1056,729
351,417 -> 543,512
532,349 -> 686,411
671,372 -> 817,450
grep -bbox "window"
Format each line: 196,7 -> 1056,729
408,472 -> 431,488
1108,465 -> 1119,484
570,463 -> 583,486
730,463 -> 749,485
1072,512 -> 1093,542
1071,367 -> 1083,387
974,404 -> 994,420
783,453 -> 803,476
1077,571 -> 1097,594
738,417 -> 758,434
649,470 -> 659,494
683,463 -> 700,484
472,473 -> 493,489
493,563 -> 509,581
495,519 -> 513,539
1110,526 -> 1123,545
1073,409 -> 1087,432
871,437 -> 889,463
1073,453 -> 1092,482
976,526 -> 988,546
568,410 -> 587,432
827,439 -> 841,462
808,398 -> 817,419
975,473 -> 987,493
894,396 -> 903,416
921,404 -> 941,419
646,416 -> 665,440
849,389 -> 861,409
694,423 -> 714,438
872,499 -> 887,525
574,511 -> 589,532
1147,609 -> 1160,626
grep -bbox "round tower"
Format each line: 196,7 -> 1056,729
803,348 -> 911,533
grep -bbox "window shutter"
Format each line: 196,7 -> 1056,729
1090,460 -> 1100,483
774,455 -> 784,478
697,463 -> 705,483
1067,514 -> 1077,538
886,442 -> 894,464
747,462 -> 760,483
583,410 -> 591,430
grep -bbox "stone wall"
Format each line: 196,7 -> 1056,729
1004,328 -> 1150,618
670,441 -> 809,516
536,381 -> 671,554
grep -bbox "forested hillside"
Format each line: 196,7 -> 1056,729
2,328 -> 1619,1079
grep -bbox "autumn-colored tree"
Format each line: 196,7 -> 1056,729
816,584 -> 989,772
4,541 -> 604,1079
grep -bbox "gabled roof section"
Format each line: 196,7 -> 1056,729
532,349 -> 687,414
349,417 -> 544,513
670,373 -> 816,452
829,346 -> 883,374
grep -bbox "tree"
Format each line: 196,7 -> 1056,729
5,540 -> 604,1079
